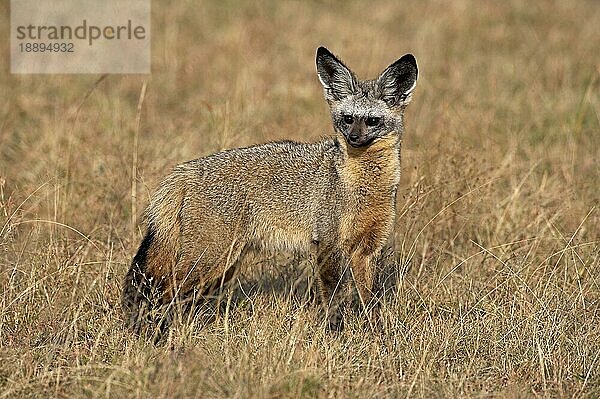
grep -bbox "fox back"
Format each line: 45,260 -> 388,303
122,47 -> 418,334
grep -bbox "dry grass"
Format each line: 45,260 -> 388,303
1,0 -> 600,397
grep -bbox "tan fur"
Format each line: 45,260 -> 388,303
122,47 -> 418,332
339,134 -> 400,305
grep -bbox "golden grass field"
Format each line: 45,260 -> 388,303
1,1 -> 600,397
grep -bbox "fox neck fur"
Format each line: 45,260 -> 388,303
336,133 -> 400,257
338,133 -> 401,199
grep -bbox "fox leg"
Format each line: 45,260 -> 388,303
349,252 -> 375,309
154,238 -> 247,334
166,238 -> 247,301
202,243 -> 249,295
316,246 -> 347,331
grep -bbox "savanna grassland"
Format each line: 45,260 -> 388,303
1,1 -> 599,397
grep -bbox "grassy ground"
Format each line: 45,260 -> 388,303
1,0 -> 599,397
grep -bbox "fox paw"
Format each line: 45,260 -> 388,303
325,309 -> 344,332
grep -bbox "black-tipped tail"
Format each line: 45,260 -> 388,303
122,229 -> 165,335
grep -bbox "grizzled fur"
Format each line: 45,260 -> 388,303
122,46 -> 418,334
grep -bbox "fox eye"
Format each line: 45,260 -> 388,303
366,116 -> 382,127
342,115 -> 354,124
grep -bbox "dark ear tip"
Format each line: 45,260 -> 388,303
401,53 -> 417,69
317,46 -> 332,58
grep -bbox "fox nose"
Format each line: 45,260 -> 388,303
348,133 -> 359,142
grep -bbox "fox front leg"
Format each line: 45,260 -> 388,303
349,252 -> 376,311
316,246 -> 348,331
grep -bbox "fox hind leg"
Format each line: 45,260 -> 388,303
163,236 -> 249,327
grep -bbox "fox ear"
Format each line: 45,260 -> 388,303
316,47 -> 358,101
376,54 -> 418,106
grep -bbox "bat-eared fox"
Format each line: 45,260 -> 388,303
123,46 -> 418,335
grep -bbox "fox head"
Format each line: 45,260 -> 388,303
316,47 -> 418,148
